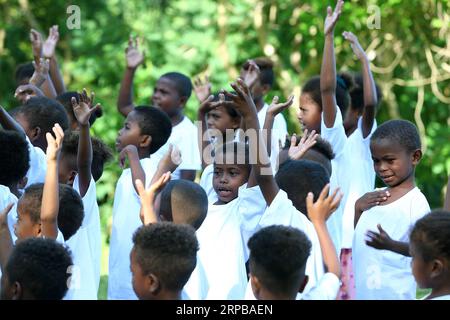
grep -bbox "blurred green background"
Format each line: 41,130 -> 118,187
1,0 -> 449,299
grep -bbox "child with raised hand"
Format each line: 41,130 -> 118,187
338,30 -> 381,300
108,105 -> 172,300
352,119 -> 430,300
117,36 -> 200,181
410,210 -> 450,300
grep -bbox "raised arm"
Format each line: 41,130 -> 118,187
41,123 -> 64,239
117,36 -> 145,117
43,25 -> 66,95
72,89 -> 101,197
136,172 -> 171,225
321,0 -> 344,128
150,144 -> 181,185
119,145 -> 146,194
0,106 -> 26,134
343,31 -> 378,137
30,58 -> 57,99
307,184 -> 342,277
197,95 -> 216,169
263,95 -> 294,157
288,129 -> 319,161
0,204 -> 14,271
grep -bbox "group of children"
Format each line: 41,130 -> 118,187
0,0 -> 449,300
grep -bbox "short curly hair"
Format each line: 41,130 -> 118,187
0,130 -> 30,186
248,225 -> 311,297
4,237 -> 73,300
371,119 -> 421,153
132,223 -> 198,291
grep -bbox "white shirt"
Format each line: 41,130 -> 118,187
320,107 -> 351,255
353,187 -> 430,300
73,175 -> 101,292
108,157 -> 159,300
182,254 -> 209,300
341,117 -> 377,248
64,227 -> 98,300
257,103 -> 288,173
199,164 -> 217,204
24,136 -> 47,187
196,185 -> 266,299
152,116 -> 201,180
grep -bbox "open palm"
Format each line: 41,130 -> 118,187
72,89 -> 100,126
324,0 -> 344,35
126,36 -> 145,68
43,25 -> 59,58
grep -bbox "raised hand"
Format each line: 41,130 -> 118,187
29,58 -> 50,87
118,145 -> 138,168
324,0 -> 344,35
306,184 -> 342,223
125,35 -> 145,69
14,84 -> 45,104
343,31 -> 366,60
0,203 -> 14,229
136,172 -> 171,224
212,78 -> 256,117
193,76 -> 212,103
288,129 -> 319,160
30,29 -> 43,61
366,224 -> 394,250
45,123 -> 64,162
42,25 -> 59,59
355,190 -> 391,214
243,60 -> 261,90
267,95 -> 294,117
72,88 -> 101,126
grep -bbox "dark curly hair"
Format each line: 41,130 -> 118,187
0,130 -> 30,186
371,119 -> 421,153
58,184 -> 84,241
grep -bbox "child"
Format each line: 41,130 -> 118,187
136,172 -> 209,299
56,91 -> 103,130
117,37 -> 200,181
130,222 -> 198,300
0,131 -> 30,197
15,62 -> 35,86
353,119 -> 430,299
108,105 -> 172,300
0,237 -> 73,300
410,210 -> 450,300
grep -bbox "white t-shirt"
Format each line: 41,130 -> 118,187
257,104 -> 288,173
196,185 -> 266,299
258,189 -> 325,294
320,107 -> 351,255
182,253 -> 209,300
301,272 -> 340,300
152,116 -> 201,180
24,136 -> 47,187
73,175 -> 101,292
108,157 -> 159,300
422,294 -> 450,300
64,227 -> 98,300
341,117 -> 377,248
199,164 -> 217,204
353,187 -> 430,300
0,185 -> 18,278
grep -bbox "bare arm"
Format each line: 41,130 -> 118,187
42,26 -> 66,95
179,170 -> 196,181
321,1 -> 344,128
343,31 -> 377,137
0,106 -> 26,134
117,36 -> 145,117
0,204 -> 14,271
197,95 -> 216,169
366,224 -> 410,257
136,172 -> 171,225
119,145 -> 146,194
41,124 -> 64,239
150,144 -> 181,185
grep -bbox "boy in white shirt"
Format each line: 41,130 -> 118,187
108,106 -> 172,300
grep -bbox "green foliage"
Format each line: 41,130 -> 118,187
1,0 -> 449,259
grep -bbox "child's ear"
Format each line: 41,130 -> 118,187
139,135 -> 152,149
250,274 -> 261,300
412,149 -> 422,165
298,275 -> 309,293
30,126 -> 41,142
148,273 -> 160,295
231,117 -> 241,130
11,281 -> 23,300
430,259 -> 444,279
36,222 -> 42,238
178,96 -> 188,108
67,171 -> 77,186
261,84 -> 271,96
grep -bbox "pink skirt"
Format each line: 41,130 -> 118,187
337,248 -> 355,300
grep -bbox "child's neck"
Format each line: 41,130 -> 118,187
254,98 -> 265,113
427,280 -> 450,300
170,112 -> 184,127
138,148 -> 151,160
382,175 -> 416,205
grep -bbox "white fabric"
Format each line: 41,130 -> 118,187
301,273 -> 340,300
353,187 -> 430,300
341,117 -> 377,248
199,164 -> 217,204
64,227 -> 98,300
73,175 -> 101,292
196,185 -> 266,299
24,136 -> 47,187
320,107 -> 351,255
257,104 -> 288,173
152,116 -> 201,180
182,253 -> 209,300
108,157 -> 159,300
0,185 -> 18,278
258,189 -> 325,294
425,294 -> 450,300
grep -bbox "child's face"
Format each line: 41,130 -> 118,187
116,111 -> 144,152
370,138 -> 420,188
410,242 -> 434,289
58,154 -> 76,186
213,163 -> 250,204
151,77 -> 183,118
298,93 -> 321,133
130,247 -> 152,300
207,106 -> 240,136
14,198 -> 40,241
